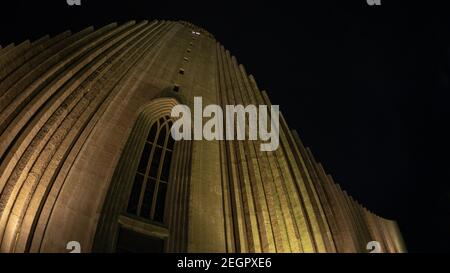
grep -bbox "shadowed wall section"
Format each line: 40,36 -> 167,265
0,20 -> 406,253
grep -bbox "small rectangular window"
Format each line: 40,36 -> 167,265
179,68 -> 185,75
183,57 -> 189,62
173,84 -> 180,92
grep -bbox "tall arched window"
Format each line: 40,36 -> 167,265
126,116 -> 175,223
94,97 -> 191,253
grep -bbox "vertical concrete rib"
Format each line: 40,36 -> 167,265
0,20 -> 160,252
220,47 -> 260,252
237,65 -> 299,252
216,44 -> 247,252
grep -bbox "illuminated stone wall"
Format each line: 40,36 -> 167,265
0,20 -> 406,253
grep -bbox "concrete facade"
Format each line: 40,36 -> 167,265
0,20 -> 406,253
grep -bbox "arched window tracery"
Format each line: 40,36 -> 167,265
127,116 -> 175,223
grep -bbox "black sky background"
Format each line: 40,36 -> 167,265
0,0 -> 449,252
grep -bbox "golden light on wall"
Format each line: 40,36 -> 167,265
0,20 -> 406,253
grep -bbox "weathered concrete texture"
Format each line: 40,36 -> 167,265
0,20 -> 406,253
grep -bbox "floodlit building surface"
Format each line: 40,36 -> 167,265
0,20 -> 406,253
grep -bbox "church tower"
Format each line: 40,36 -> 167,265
0,20 -> 406,253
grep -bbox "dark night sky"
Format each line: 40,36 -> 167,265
0,1 -> 449,252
